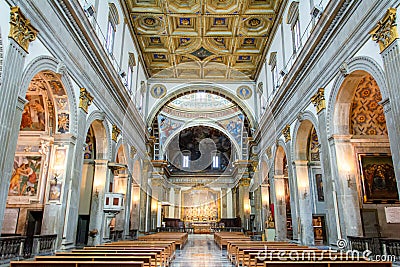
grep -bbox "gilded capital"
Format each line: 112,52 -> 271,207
130,146 -> 137,158
9,6 -> 38,53
370,8 -> 399,52
79,88 -> 94,113
282,125 -> 291,143
266,146 -> 272,159
112,125 -> 121,142
311,88 -> 326,113
239,178 -> 251,187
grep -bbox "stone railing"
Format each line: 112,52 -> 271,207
348,236 -> 400,261
0,234 -> 57,263
0,236 -> 25,261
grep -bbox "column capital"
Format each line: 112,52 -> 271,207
112,125 -> 121,142
79,88 -> 94,113
239,178 -> 251,187
9,6 -> 38,53
370,7 -> 398,53
130,145 -> 137,158
282,125 -> 291,143
311,88 -> 326,113
266,146 -> 272,159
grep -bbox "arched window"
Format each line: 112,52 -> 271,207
127,52 -> 136,93
287,1 -> 301,54
106,3 -> 119,54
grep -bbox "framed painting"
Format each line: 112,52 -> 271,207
49,183 -> 62,201
358,154 -> 399,203
9,155 -> 42,197
315,174 -> 324,202
20,94 -> 46,131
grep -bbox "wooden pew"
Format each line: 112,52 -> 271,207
35,256 -> 152,267
56,252 -> 159,267
263,261 -> 392,267
10,261 -> 144,267
80,248 -> 168,266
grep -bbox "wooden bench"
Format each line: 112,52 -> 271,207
79,248 -> 169,266
35,255 -> 153,267
137,233 -> 188,249
10,261 -> 144,267
263,261 -> 392,267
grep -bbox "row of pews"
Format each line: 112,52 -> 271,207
215,232 -> 393,267
9,232 -> 188,267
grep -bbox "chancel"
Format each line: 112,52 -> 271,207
0,0 -> 399,266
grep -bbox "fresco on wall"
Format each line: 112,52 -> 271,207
158,115 -> 184,145
20,95 -> 46,131
220,114 -> 244,145
9,155 -> 42,197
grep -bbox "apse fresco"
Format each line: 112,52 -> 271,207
165,126 -> 233,173
9,155 -> 42,197
20,95 -> 46,131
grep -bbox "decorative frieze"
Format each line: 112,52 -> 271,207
9,6 -> 38,53
112,125 -> 121,142
311,88 -> 326,113
282,125 -> 291,143
370,8 -> 398,52
79,88 -> 93,113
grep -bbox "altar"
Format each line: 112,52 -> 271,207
191,222 -> 214,234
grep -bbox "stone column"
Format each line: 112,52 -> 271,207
329,135 -> 363,238
41,136 -> 76,250
311,88 -> 339,244
273,175 -> 287,241
139,163 -> 149,233
238,178 -> 251,230
253,187 -> 262,232
370,8 -> 400,190
130,184 -> 140,232
174,188 -> 181,219
59,88 -> 93,248
221,188 -> 227,219
232,187 -> 237,217
0,6 -> 38,233
293,160 -> 314,245
88,159 -> 110,245
281,127 -> 299,241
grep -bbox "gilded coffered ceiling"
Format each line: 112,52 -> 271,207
123,0 -> 283,80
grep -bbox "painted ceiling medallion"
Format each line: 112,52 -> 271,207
237,85 -> 252,100
151,84 -> 167,98
246,17 -> 262,28
191,47 -> 214,60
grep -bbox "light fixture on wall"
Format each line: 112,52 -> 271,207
347,174 -> 353,188
302,187 -> 308,199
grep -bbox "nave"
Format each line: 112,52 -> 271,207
171,235 -> 233,267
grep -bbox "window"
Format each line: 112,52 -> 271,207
212,155 -> 219,169
105,3 -> 119,54
183,155 -> 189,168
292,18 -> 301,53
268,52 -> 278,91
127,53 -> 136,92
106,21 -> 115,54
287,1 -> 301,53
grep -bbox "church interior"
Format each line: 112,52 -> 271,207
0,0 -> 400,266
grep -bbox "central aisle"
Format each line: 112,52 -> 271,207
171,234 -> 234,267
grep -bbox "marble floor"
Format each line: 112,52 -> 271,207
171,234 -> 233,267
